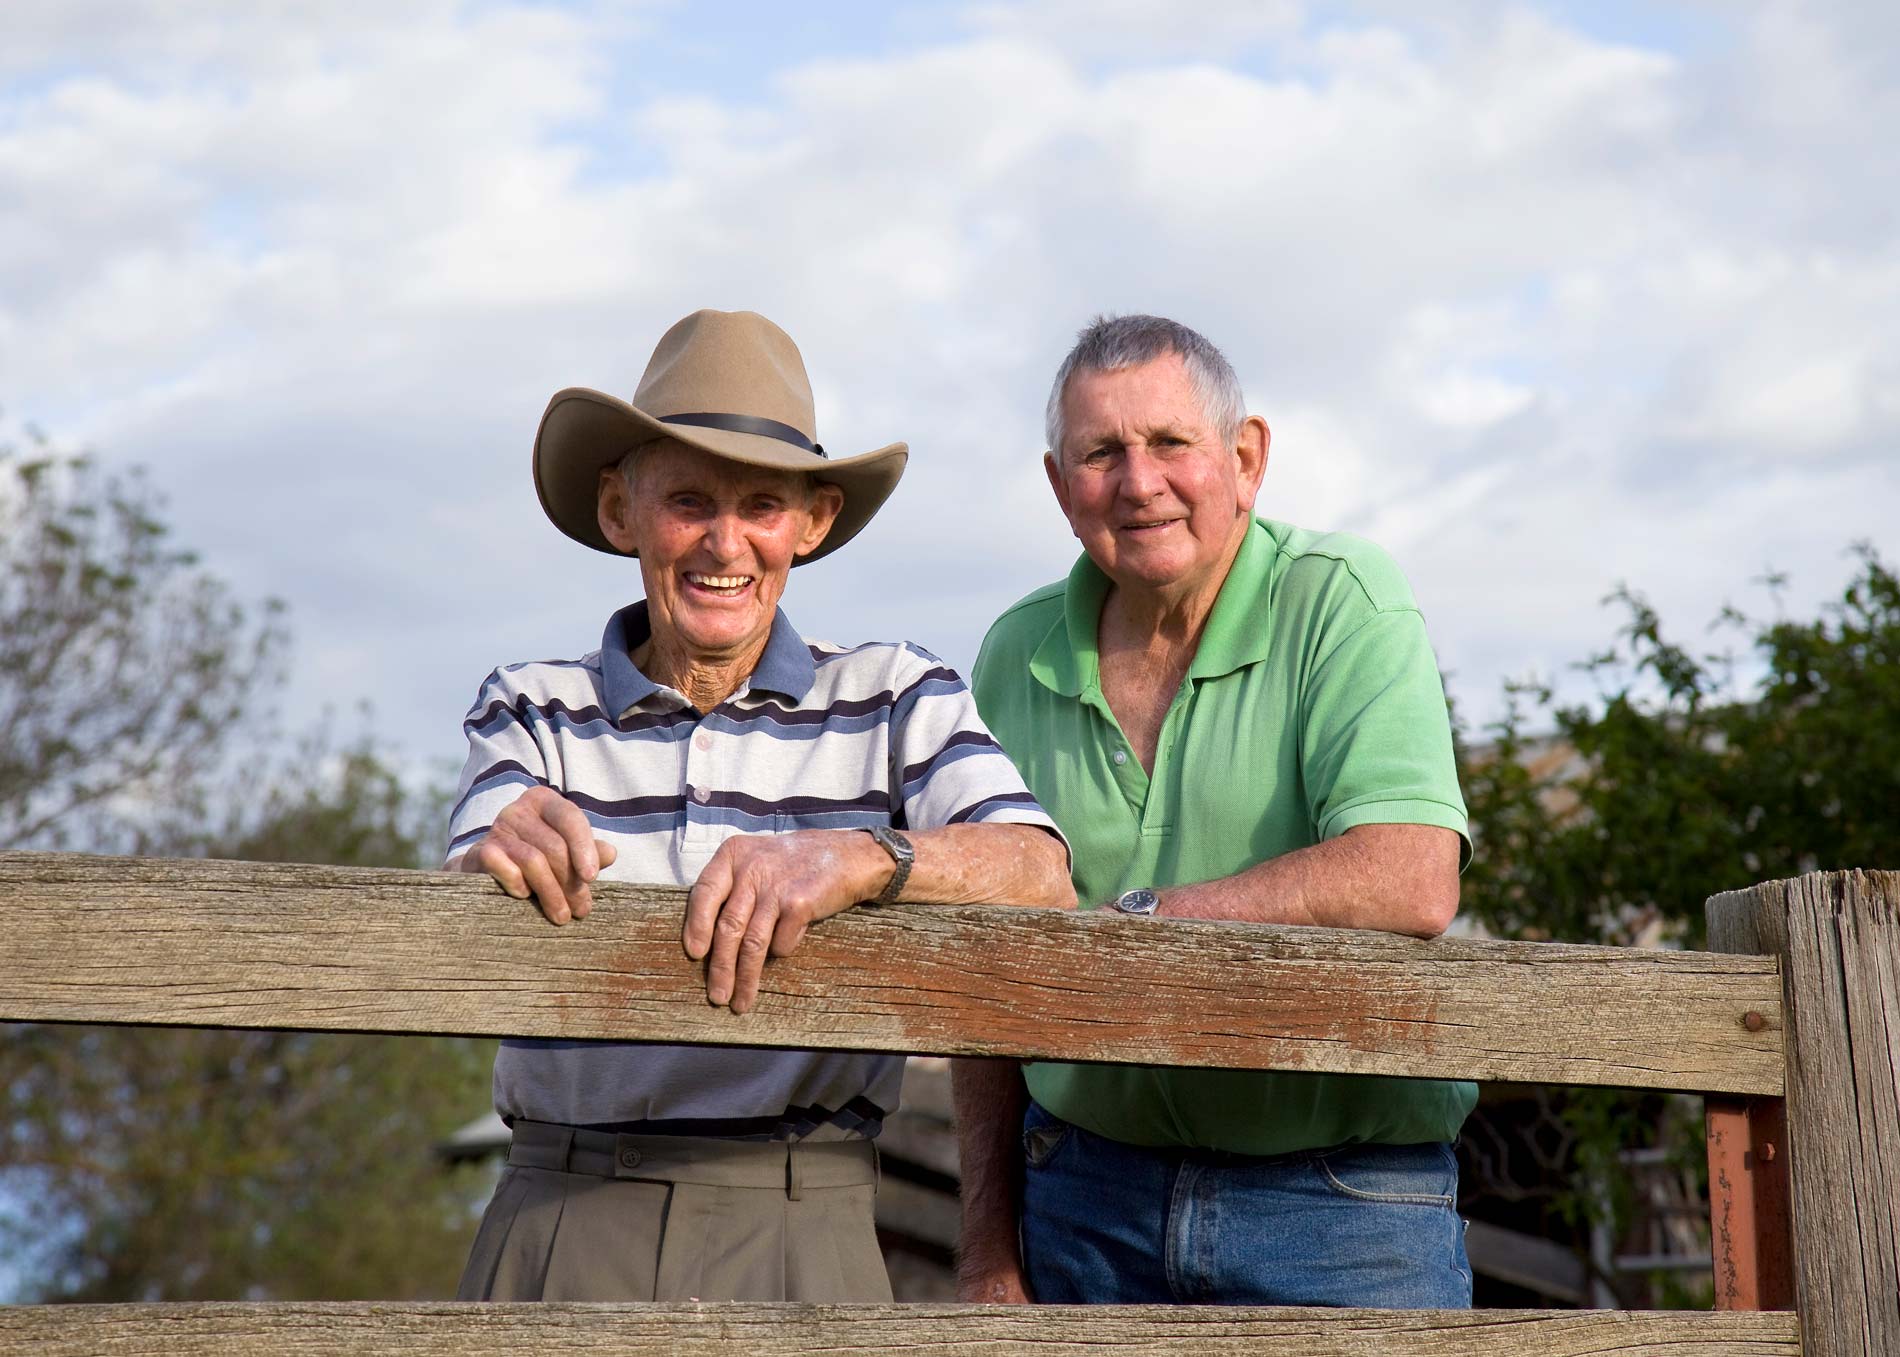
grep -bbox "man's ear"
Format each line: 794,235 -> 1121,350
1234,415 -> 1269,513
793,481 -> 846,558
597,467 -> 640,553
1043,452 -> 1080,538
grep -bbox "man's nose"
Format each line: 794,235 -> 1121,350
704,511 -> 747,560
1118,447 -> 1166,501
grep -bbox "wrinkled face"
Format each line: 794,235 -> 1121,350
597,440 -> 842,663
1046,353 -> 1267,598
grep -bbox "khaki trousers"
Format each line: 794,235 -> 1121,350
457,1120 -> 892,1302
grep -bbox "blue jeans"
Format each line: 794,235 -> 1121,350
1019,1101 -> 1471,1307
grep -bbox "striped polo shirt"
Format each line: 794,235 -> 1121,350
448,601 -> 1062,1140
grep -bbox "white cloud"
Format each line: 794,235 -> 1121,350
2,0 -> 1896,781
959,0 -> 1304,59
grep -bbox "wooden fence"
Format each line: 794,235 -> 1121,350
0,850 -> 1892,1355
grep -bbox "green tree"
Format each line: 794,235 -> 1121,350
1461,545 -> 1900,947
1454,546 -> 1900,1305
0,429 -> 491,1302
0,746 -> 493,1302
0,429 -> 285,852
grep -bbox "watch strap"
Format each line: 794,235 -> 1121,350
868,826 -> 914,904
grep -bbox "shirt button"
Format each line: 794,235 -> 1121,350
694,732 -> 712,751
692,786 -> 710,804
1112,750 -> 1128,766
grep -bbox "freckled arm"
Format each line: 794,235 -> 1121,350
896,823 -> 1076,909
1157,822 -> 1460,938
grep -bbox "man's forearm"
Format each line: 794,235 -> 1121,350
1158,823 -> 1461,938
903,823 -> 1076,910
951,1056 -> 1030,1300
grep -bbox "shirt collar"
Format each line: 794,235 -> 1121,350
1027,516 -> 1275,696
748,607 -> 818,701
1029,551 -> 1109,698
600,603 -> 660,716
600,601 -> 816,717
1187,517 -> 1276,681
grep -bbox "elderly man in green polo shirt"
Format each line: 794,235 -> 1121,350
954,314 -> 1475,1309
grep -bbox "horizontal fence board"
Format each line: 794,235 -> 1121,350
0,1302 -> 1802,1356
0,852 -> 1782,1094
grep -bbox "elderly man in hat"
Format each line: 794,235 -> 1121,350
448,309 -> 1074,1304
954,314 -> 1473,1309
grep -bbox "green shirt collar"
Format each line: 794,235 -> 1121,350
1190,517 -> 1276,680
1028,551 -> 1108,698
1026,517 -> 1276,696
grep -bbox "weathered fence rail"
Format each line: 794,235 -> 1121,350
0,1300 -> 1803,1356
0,852 -> 1782,1093
0,850 -> 1893,1357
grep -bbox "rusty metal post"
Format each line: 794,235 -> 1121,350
1706,1095 -> 1795,1309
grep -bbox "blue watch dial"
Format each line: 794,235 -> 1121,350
1112,888 -> 1160,916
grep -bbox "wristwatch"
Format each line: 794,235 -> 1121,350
865,825 -> 915,904
1110,887 -> 1160,916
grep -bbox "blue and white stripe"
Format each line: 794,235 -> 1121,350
448,601 -> 1063,1140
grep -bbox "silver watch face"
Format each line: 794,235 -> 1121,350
870,824 -> 914,863
1112,888 -> 1160,916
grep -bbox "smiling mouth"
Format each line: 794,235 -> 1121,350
1120,519 -> 1180,533
684,572 -> 756,597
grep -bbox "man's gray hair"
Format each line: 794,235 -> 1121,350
1044,314 -> 1247,454
616,446 -> 646,493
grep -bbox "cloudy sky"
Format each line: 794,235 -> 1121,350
4,0 -> 1897,789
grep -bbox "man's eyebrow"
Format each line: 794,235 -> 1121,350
1067,421 -> 1194,455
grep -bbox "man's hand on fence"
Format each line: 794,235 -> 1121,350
683,831 -> 891,1015
458,787 -> 619,925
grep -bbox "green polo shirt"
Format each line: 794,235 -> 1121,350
971,516 -> 1476,1155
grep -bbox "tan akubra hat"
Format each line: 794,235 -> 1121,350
533,309 -> 908,565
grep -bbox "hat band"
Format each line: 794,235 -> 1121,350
659,411 -> 827,459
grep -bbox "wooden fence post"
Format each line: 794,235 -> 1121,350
1707,870 -> 1900,1357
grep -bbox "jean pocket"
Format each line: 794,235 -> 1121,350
1311,1142 -> 1457,1207
1022,1106 -> 1072,1169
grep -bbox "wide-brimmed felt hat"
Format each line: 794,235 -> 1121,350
533,309 -> 908,564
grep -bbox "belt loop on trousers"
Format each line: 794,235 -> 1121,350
786,1142 -> 803,1201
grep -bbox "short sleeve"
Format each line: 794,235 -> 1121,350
445,671 -> 552,865
888,653 -> 1068,856
1300,609 -> 1471,868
